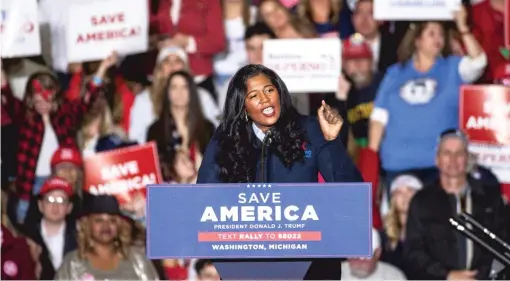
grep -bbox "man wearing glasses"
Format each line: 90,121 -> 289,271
24,176 -> 77,280
404,129 -> 508,280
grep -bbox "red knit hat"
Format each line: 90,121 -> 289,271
342,33 -> 372,60
50,147 -> 83,168
39,176 -> 74,197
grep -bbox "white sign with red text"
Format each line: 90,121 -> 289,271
66,0 -> 148,63
0,0 -> 41,58
263,38 -> 341,93
374,0 -> 461,21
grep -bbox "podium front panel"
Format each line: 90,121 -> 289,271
147,182 -> 372,260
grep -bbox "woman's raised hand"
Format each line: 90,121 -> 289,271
453,5 -> 469,33
317,100 -> 343,141
96,51 -> 119,79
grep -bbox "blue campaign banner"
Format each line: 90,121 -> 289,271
146,183 -> 372,259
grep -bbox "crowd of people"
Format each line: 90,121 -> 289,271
1,0 -> 509,280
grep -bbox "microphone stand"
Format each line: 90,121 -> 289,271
458,213 -> 510,255
449,214 -> 510,280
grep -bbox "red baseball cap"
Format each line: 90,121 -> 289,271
39,176 -> 74,197
342,33 -> 372,60
51,147 -> 83,168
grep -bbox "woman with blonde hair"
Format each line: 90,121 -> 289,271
380,174 -> 423,278
296,0 -> 353,38
78,97 -> 127,157
56,195 -> 158,280
258,0 -> 317,39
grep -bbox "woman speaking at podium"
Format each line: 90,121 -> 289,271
197,64 -> 363,279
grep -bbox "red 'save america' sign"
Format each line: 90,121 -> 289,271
83,142 -> 163,205
460,85 -> 510,146
460,85 -> 510,194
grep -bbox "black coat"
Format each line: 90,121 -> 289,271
404,178 -> 509,280
197,115 -> 363,280
24,220 -> 77,280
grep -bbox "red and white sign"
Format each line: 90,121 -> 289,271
66,0 -> 148,63
460,86 -> 510,187
263,38 -> 341,93
83,142 -> 163,205
0,0 -> 41,58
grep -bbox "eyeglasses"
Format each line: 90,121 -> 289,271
42,195 -> 69,205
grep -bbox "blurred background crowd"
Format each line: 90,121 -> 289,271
1,0 -> 509,280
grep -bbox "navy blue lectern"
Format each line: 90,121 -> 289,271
146,183 -> 372,280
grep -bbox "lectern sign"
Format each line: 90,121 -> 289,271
146,183 -> 372,259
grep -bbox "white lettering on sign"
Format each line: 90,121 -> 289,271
201,191 -> 320,222
100,161 -> 139,181
465,116 -> 509,130
483,101 -> 510,115
238,192 -> 282,204
200,205 -> 319,222
89,173 -> 156,195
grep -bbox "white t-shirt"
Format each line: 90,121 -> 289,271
341,261 -> 407,280
35,120 -> 59,176
41,222 -> 66,270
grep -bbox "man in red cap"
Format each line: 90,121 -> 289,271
327,33 -> 383,229
24,146 -> 85,230
22,176 -> 77,280
50,146 -> 83,194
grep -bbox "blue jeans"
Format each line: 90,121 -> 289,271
16,176 -> 48,223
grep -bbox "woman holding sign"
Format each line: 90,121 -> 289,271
197,64 -> 363,279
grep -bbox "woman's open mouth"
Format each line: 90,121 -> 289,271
261,106 -> 275,117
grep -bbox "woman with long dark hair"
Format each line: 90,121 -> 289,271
198,64 -> 361,183
197,64 -> 362,279
147,71 -> 214,179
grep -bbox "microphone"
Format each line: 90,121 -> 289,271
449,217 -> 510,267
264,128 -> 274,145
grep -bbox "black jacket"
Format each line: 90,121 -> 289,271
24,220 -> 77,280
197,115 -> 363,279
404,178 -> 508,280
197,115 -> 362,184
